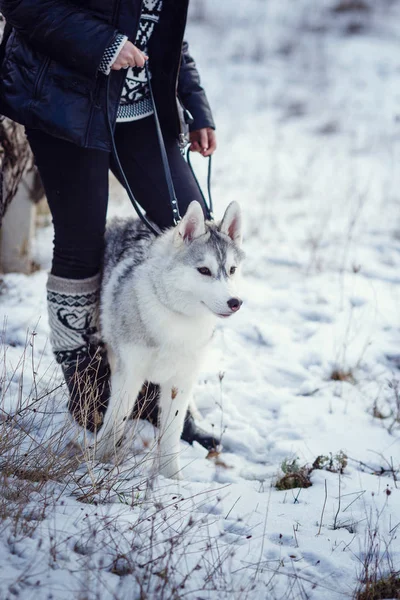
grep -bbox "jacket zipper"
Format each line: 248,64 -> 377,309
33,56 -> 50,99
84,76 -> 102,147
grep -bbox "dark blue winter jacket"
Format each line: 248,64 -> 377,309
0,0 -> 215,151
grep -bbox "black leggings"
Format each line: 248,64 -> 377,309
27,118 -> 204,279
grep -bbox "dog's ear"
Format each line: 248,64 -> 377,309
175,201 -> 206,244
219,201 -> 242,246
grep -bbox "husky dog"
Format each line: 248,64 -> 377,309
96,201 -> 244,479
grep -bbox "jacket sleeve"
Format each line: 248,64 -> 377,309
178,40 -> 215,131
0,0 -> 119,78
99,33 -> 128,75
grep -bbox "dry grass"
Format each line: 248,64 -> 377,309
275,452 -> 348,491
0,330 -> 248,599
354,517 -> 400,600
330,367 -> 356,384
0,329 -> 350,600
372,378 -> 400,435
0,325 -> 396,600
275,458 -> 312,491
356,573 -> 400,600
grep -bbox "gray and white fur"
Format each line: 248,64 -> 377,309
97,201 -> 245,479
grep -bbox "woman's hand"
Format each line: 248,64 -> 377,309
189,128 -> 217,157
112,41 -> 148,71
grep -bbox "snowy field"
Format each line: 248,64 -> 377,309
0,1 -> 400,598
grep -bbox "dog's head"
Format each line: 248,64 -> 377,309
160,201 -> 245,319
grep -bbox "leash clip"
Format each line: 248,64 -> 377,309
178,132 -> 189,149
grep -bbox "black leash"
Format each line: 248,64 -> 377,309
106,61 -> 213,235
144,62 -> 182,226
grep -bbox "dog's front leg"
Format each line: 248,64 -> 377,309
95,361 -> 143,461
156,379 -> 195,480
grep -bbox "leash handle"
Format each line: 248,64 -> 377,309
186,149 -> 214,221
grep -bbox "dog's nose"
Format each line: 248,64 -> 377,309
227,297 -> 243,312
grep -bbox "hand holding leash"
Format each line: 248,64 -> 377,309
189,127 -> 217,157
111,41 -> 148,71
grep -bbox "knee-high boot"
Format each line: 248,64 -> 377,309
46,273 -> 110,432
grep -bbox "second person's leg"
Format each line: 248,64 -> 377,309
26,129 -> 111,431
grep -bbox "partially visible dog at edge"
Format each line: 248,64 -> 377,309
96,200 -> 245,479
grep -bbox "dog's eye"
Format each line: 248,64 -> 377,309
230,266 -> 237,275
198,267 -> 212,276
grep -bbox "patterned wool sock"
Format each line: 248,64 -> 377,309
47,273 -> 110,432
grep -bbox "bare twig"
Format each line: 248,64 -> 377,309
317,479 -> 328,535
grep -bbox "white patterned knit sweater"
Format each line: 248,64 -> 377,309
99,0 -> 163,122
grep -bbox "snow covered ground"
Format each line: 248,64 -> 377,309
0,1 -> 400,598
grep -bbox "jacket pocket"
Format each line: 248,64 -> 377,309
48,61 -> 97,97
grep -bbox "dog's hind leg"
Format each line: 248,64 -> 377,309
95,360 -> 144,461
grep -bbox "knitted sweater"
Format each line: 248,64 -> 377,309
99,0 -> 163,122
